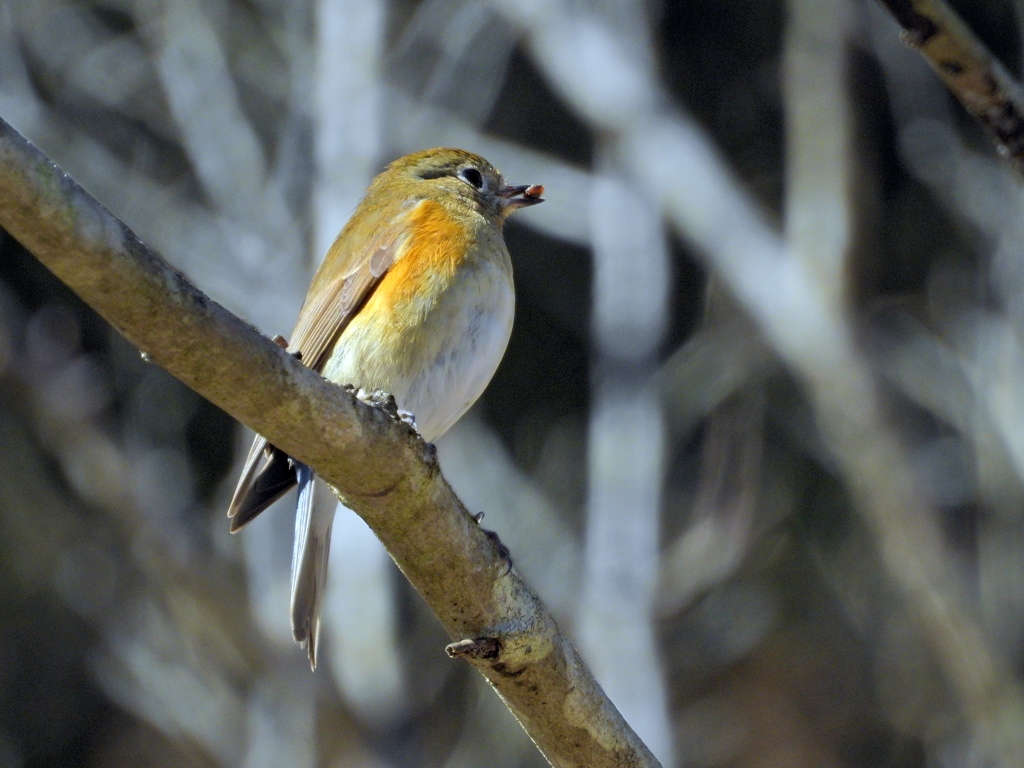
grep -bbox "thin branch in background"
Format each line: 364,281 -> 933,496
579,148 -> 673,764
389,0 -> 516,129
136,0 -> 305,329
312,0 -> 385,256
141,0 -> 270,221
657,389 -> 764,616
784,0 -> 858,305
876,0 -> 1024,177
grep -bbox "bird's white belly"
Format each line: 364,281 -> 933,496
322,257 -> 514,442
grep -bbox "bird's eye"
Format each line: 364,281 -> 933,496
459,167 -> 484,189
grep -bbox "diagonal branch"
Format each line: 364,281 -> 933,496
876,0 -> 1024,177
0,115 -> 661,768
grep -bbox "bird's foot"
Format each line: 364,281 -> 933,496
347,388 -> 419,432
350,386 -> 394,409
397,409 -> 418,431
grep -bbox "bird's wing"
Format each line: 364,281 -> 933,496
288,212 -> 409,371
227,436 -> 295,532
226,204 -> 414,530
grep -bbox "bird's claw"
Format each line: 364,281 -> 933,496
347,388 -> 420,433
397,409 -> 418,431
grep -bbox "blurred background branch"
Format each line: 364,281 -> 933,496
4,0 -> 1024,766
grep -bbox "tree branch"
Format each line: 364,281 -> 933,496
877,0 -> 1024,177
0,115 -> 660,768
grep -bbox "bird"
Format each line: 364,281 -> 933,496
226,148 -> 543,668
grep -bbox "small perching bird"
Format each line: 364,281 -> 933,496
227,148 -> 543,668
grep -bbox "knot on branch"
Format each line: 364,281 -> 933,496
446,637 -> 502,661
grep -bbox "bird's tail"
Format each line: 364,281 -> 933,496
291,463 -> 337,669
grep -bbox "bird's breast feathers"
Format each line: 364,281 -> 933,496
320,198 -> 514,441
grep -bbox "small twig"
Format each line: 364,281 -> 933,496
446,637 -> 502,660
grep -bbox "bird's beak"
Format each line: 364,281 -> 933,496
499,183 -> 545,210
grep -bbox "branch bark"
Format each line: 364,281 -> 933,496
876,0 -> 1024,177
0,115 -> 661,768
